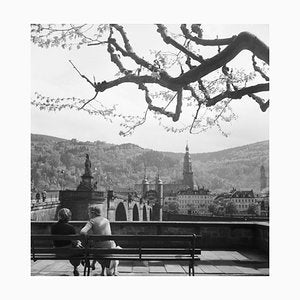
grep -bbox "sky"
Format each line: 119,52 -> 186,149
31,24 -> 269,153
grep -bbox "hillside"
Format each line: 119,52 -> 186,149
31,134 -> 269,192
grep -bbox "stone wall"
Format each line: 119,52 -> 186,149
31,221 -> 269,253
164,213 -> 269,222
254,224 -> 269,253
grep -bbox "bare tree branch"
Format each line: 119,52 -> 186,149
111,24 -> 159,73
120,108 -> 149,136
138,84 -> 183,121
252,55 -> 269,81
172,31 -> 269,86
32,24 -> 270,135
69,60 -> 95,88
206,83 -> 269,107
189,102 -> 202,134
79,92 -> 99,109
156,24 -> 204,63
107,42 -> 131,75
248,93 -> 269,112
181,24 -> 236,46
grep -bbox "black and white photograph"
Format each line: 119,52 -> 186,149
30,23 -> 269,277
2,1 -> 299,299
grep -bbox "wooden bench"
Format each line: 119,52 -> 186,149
31,234 -> 201,276
31,234 -> 86,262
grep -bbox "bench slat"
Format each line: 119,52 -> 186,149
87,248 -> 200,255
31,234 -> 201,241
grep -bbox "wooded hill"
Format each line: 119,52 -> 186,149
31,134 -> 269,193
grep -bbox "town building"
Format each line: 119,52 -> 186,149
174,187 -> 214,215
219,189 -> 268,216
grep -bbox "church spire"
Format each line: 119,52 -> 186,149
183,144 -> 194,189
185,141 -> 189,152
260,164 -> 267,191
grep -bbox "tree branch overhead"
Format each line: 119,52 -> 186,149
31,24 -> 269,136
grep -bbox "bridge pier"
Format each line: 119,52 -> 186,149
127,205 -> 133,222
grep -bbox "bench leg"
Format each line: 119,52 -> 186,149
83,261 -> 87,276
83,259 -> 90,276
188,261 -> 195,276
87,260 -> 91,276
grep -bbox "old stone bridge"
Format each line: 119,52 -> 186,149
31,190 -> 155,222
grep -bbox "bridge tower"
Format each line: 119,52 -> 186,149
142,174 -> 150,195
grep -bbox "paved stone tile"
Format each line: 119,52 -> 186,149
39,271 -> 72,276
31,260 -> 53,272
119,272 -> 149,276
200,251 -> 219,260
239,251 -> 267,262
214,265 -> 244,274
211,251 -> 237,260
118,265 -> 133,273
180,265 -> 189,274
198,264 -> 223,274
257,268 -> 269,275
132,261 -> 148,266
132,266 -> 149,273
234,264 -> 261,274
148,273 -> 186,276
41,261 -> 68,272
149,265 -> 167,273
230,251 -> 250,261
165,264 -> 185,273
181,263 -> 204,274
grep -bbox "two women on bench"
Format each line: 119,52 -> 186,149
52,205 -> 116,276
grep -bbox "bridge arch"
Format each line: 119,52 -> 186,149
133,204 -> 139,221
115,202 -> 127,221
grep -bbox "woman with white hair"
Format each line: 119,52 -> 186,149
80,204 -> 116,275
51,208 -> 81,276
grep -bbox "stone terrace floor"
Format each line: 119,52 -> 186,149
31,250 -> 269,276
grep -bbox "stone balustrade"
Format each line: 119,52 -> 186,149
31,221 -> 268,253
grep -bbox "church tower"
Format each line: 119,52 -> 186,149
260,165 -> 267,191
183,144 -> 194,189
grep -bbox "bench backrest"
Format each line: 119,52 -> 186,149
31,234 -> 201,259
